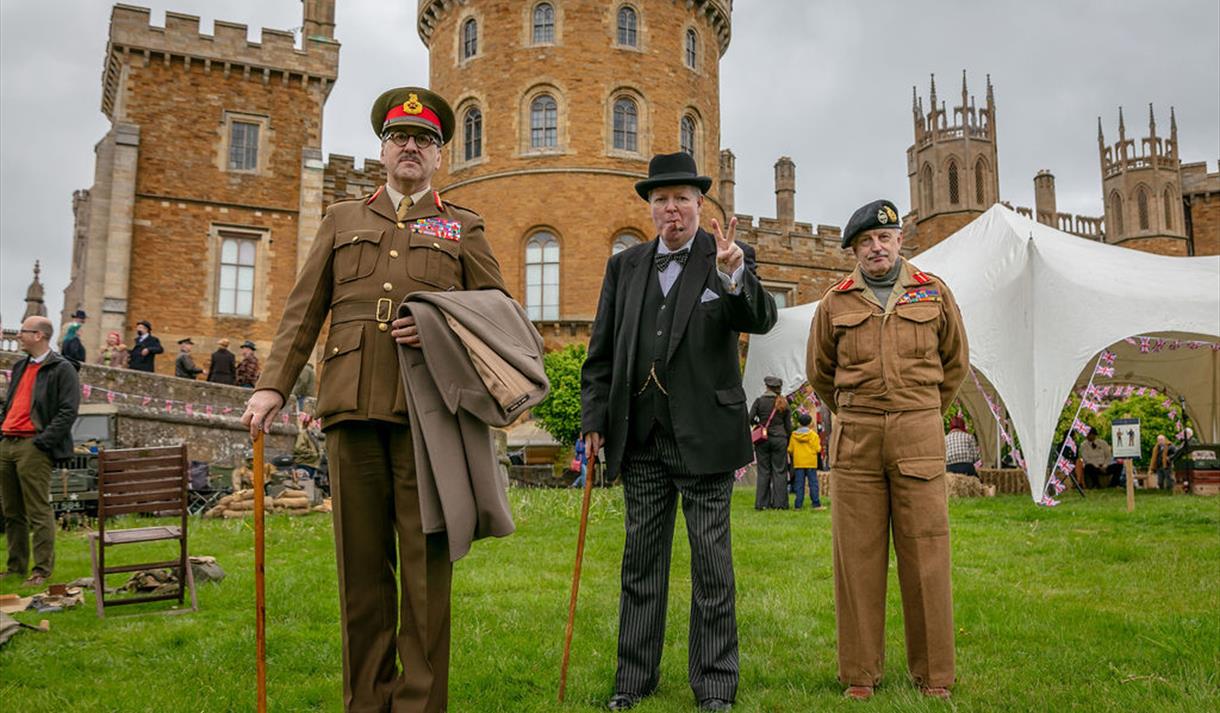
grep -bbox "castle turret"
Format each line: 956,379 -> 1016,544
719,149 -> 736,217
774,156 -> 795,226
23,261 -> 48,321
1033,170 -> 1057,227
1098,104 -> 1187,254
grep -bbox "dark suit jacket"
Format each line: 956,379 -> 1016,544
128,334 -> 163,372
581,229 -> 777,478
207,348 -> 237,384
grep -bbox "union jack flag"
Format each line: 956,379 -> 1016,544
1095,365 -> 1115,377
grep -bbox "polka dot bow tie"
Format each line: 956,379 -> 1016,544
654,249 -> 690,272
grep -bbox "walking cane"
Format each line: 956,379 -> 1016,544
253,430 -> 268,713
558,447 -> 595,703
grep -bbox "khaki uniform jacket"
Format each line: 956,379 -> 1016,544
257,186 -> 506,428
808,259 -> 968,415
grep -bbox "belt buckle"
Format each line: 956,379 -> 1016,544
376,298 -> 394,323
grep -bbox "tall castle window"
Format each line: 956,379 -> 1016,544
684,28 -> 698,69
218,234 -> 257,316
1137,188 -> 1150,231
532,3 -> 555,44
613,98 -> 638,152
1109,192 -> 1124,236
530,95 -> 558,148
921,164 -> 934,213
525,232 -> 560,320
617,6 -> 638,47
463,107 -> 483,161
228,121 -> 260,171
462,18 -> 478,59
1163,186 -> 1175,230
612,233 -> 640,255
975,158 -> 987,204
680,115 -> 696,156
947,160 -> 960,205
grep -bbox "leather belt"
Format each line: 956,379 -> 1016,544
330,299 -> 396,326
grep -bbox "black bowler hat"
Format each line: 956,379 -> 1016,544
137,319 -> 153,331
72,309 -> 87,319
369,86 -> 455,145
841,199 -> 901,248
634,152 -> 713,201
241,340 -> 257,350
177,337 -> 194,345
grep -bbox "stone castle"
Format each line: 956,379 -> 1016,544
55,0 -> 1218,371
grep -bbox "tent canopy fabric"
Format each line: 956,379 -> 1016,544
743,205 -> 1220,501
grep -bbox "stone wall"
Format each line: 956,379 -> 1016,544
0,351 -> 295,466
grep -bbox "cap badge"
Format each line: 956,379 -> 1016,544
403,93 -> 424,115
877,208 -> 890,224
884,205 -> 898,223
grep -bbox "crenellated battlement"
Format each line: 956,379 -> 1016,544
322,154 -> 387,208
912,71 -> 995,150
1098,105 -> 1179,179
102,4 -> 339,120
1007,201 -> 1106,241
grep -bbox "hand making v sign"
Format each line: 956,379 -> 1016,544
710,216 -> 743,275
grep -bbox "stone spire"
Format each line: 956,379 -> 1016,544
23,261 -> 47,320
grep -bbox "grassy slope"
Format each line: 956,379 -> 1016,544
1,489 -> 1216,712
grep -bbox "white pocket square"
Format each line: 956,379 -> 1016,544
700,288 -> 720,303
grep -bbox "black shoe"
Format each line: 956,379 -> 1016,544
607,693 -> 643,711
698,699 -> 733,711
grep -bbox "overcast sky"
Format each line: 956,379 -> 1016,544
2,0 -> 1217,326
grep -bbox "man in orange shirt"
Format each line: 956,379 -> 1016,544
0,316 -> 81,587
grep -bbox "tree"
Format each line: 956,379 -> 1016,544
531,343 -> 586,447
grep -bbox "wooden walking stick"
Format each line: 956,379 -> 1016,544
253,430 -> 267,713
558,447 -> 595,703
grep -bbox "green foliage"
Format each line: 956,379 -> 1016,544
531,343 -> 586,447
1054,392 -> 1176,465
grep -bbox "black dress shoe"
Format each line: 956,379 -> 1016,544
607,693 -> 642,710
698,699 -> 733,711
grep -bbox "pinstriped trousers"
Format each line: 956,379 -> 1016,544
616,431 -> 739,703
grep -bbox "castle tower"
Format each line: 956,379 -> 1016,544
1033,170 -> 1057,226
66,3 -> 339,371
774,156 -> 796,226
718,149 -> 736,217
906,71 -> 1000,250
1098,104 -> 1188,255
418,0 -> 732,328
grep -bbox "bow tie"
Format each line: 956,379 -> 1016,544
655,249 -> 690,272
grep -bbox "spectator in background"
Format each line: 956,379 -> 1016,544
61,310 -> 87,365
1148,434 -> 1175,491
235,340 -> 261,388
944,414 -> 981,477
0,316 -> 80,587
1079,427 -> 1114,488
292,411 -> 322,485
95,330 -> 129,369
787,410 -> 822,509
291,361 -> 316,412
750,376 -> 792,510
127,320 -> 163,373
174,337 -> 203,380
206,338 -> 236,385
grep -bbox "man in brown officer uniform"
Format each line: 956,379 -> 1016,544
243,87 -> 506,713
807,199 -> 968,701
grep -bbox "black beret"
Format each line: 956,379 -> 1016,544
842,199 -> 901,248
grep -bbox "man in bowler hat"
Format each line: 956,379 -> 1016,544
128,320 -> 163,373
582,152 -> 777,711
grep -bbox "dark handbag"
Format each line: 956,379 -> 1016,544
751,401 -> 779,444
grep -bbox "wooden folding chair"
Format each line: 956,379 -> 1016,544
89,444 -> 198,618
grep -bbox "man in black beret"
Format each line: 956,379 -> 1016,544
807,199 -> 968,700
582,152 -> 777,711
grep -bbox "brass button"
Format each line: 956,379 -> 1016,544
389,249 -> 399,258
382,282 -> 393,291
332,347 -> 339,353
350,236 -> 359,243
377,323 -> 389,332
397,222 -> 406,229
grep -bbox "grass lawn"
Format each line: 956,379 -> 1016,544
1,487 -> 1217,712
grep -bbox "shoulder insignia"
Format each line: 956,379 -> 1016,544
433,190 -> 444,211
832,277 -> 855,292
365,185 -> 385,206
912,271 -> 932,284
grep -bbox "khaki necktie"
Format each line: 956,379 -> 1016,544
396,196 -> 413,221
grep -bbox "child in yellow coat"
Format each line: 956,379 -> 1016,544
787,411 -> 822,509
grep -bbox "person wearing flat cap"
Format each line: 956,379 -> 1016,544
243,86 -> 506,712
174,337 -> 203,380
806,199 -> 968,701
749,375 -> 792,510
581,152 -> 777,712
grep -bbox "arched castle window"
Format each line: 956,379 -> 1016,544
530,94 -> 558,148
684,28 -> 698,69
1163,186 -> 1175,230
532,3 -> 555,44
463,107 -> 482,161
1109,192 -> 1124,236
1137,187 -> 1150,231
612,233 -> 641,255
617,6 -> 638,47
947,160 -> 960,205
975,158 -> 988,204
525,232 -> 560,320
680,115 -> 696,156
612,97 -> 639,152
921,164 -> 934,214
461,18 -> 478,60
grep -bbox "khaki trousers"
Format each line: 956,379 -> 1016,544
0,436 -> 56,577
328,422 -> 452,713
829,407 -> 954,689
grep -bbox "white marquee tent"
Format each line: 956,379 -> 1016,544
743,205 -> 1220,501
